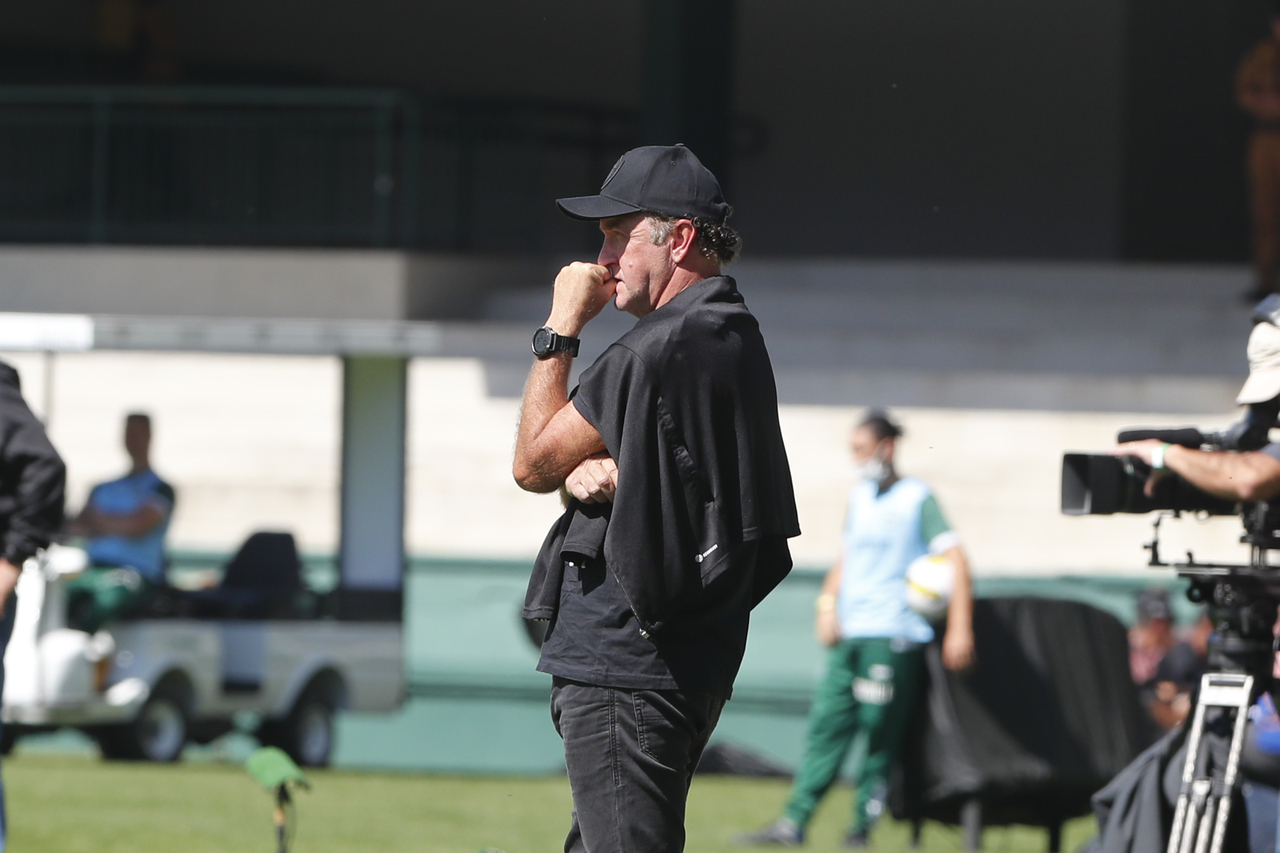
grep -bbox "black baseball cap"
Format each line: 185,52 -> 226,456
556,144 -> 730,224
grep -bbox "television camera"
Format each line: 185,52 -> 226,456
1061,396 -> 1280,674
1061,397 -> 1280,853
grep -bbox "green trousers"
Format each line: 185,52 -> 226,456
65,567 -> 158,634
783,637 -> 924,834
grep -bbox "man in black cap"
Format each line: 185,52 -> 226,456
513,144 -> 800,852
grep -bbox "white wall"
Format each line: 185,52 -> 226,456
0,349 -> 1247,576
1,350 -> 341,555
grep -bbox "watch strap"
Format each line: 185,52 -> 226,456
532,327 -> 581,358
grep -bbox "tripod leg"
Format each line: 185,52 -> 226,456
1208,680 -> 1256,853
1179,780 -> 1212,853
1193,785 -> 1217,853
1171,691 -> 1213,853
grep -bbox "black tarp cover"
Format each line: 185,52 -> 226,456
891,597 -> 1160,828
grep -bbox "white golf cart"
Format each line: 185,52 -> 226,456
2,539 -> 403,766
0,313 -> 436,765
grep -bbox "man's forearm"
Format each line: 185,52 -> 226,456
513,349 -> 606,493
1113,440 -> 1280,503
512,262 -> 614,493
514,353 -> 577,492
1165,444 -> 1280,502
87,506 -> 166,538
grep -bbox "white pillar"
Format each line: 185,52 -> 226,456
338,356 -> 406,618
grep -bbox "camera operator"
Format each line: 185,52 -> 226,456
1095,316 -> 1280,853
1111,318 -> 1280,503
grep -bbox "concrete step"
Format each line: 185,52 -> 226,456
759,324 -> 1247,377
733,259 -> 1250,302
492,286 -> 1251,340
490,261 -> 1254,327
476,260 -> 1258,413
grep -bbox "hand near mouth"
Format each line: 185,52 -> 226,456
548,262 -> 615,336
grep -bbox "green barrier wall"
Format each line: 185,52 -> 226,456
172,552 -> 1186,775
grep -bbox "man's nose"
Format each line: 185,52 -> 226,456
597,240 -> 620,267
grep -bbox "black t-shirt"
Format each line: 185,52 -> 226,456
537,542 -> 762,694
532,275 -> 800,696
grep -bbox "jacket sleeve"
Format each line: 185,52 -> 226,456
0,403 -> 65,566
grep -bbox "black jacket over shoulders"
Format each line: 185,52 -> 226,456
525,275 -> 800,636
0,361 -> 65,565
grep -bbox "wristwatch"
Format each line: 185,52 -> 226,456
531,326 -> 581,359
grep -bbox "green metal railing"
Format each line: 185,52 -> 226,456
0,86 -> 425,247
0,85 -> 645,252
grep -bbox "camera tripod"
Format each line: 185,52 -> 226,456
1167,670 -> 1254,853
1149,509 -> 1280,853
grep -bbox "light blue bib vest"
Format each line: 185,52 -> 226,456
837,476 -> 936,644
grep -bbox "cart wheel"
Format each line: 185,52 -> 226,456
261,685 -> 336,768
99,679 -> 188,762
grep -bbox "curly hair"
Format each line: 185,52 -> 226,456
647,213 -> 742,266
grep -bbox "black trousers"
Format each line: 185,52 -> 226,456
550,677 -> 725,853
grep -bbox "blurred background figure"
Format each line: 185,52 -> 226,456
737,410 -> 973,849
1146,607 -> 1212,730
1128,588 -> 1177,688
1237,7 -> 1280,302
0,359 -> 65,852
66,413 -> 175,634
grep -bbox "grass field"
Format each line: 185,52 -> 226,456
3,752 -> 1095,852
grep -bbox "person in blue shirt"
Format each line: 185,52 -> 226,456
67,413 -> 174,633
739,410 -> 975,848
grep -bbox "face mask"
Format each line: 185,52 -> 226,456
852,451 -> 889,484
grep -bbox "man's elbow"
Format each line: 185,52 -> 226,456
512,457 -> 536,491
512,457 -> 557,494
1237,478 -> 1264,502
1233,462 -> 1280,502
1236,475 -> 1279,502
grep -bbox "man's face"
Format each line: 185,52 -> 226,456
598,214 -> 676,318
849,426 -> 888,464
124,417 -> 150,460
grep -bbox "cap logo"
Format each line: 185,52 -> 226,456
601,154 -> 625,190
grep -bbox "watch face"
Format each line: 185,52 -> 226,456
532,326 -> 554,357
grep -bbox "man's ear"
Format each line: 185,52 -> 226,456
667,219 -> 698,263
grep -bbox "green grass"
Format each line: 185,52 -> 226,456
3,752 -> 1094,852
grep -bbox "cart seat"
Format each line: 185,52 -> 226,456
180,531 -> 302,619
